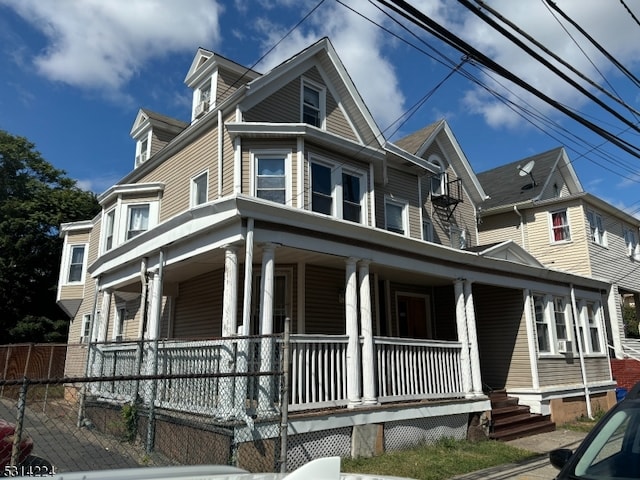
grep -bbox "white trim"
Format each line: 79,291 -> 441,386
190,170 -> 209,207
250,149 -> 293,206
62,243 -> 88,285
549,208 -> 572,244
384,196 -> 409,236
523,290 -> 541,389
300,76 -> 326,129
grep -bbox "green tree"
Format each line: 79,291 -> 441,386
0,130 -> 100,343
624,304 -> 639,338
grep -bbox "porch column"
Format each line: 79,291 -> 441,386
464,280 -> 482,395
607,286 -> 623,359
98,290 -> 112,344
454,280 -> 472,395
222,245 -> 239,337
346,257 -> 361,408
359,260 -> 377,405
523,289 -> 540,390
221,245 -> 239,418
258,243 -> 276,413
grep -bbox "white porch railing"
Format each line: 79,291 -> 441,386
289,335 -> 349,411
89,335 -> 465,416
375,337 -> 464,402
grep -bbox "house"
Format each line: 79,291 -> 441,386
57,38 -> 617,468
477,147 -> 640,389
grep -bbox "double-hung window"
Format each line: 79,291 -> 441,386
254,154 -> 289,205
385,197 -> 407,235
127,205 -> 150,239
310,158 -> 365,223
533,294 -> 551,353
423,218 -> 434,242
553,297 -> 569,343
136,135 -> 150,167
113,307 -> 126,342
67,245 -> 86,283
191,171 -> 208,207
587,210 -> 606,246
104,209 -> 115,251
81,314 -> 92,343
301,79 -> 325,128
624,227 -> 639,258
582,302 -> 604,354
550,209 -> 571,242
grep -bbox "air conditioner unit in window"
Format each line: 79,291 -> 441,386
115,334 -> 123,343
557,340 -> 572,353
136,151 -> 148,166
194,101 -> 209,118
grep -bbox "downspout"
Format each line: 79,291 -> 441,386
571,283 -> 593,419
514,205 -> 525,248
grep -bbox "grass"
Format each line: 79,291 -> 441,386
341,438 -> 536,480
562,409 -> 605,433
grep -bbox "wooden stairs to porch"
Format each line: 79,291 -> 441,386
489,390 -> 556,441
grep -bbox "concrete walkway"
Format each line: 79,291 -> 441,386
451,429 -> 587,480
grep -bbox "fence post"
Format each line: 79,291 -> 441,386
1,345 -> 11,398
279,318 -> 290,473
11,377 -> 29,467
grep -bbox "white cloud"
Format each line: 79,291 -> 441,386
1,0 -> 223,92
452,0 -> 640,129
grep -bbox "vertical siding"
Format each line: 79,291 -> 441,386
375,166 -> 421,239
139,128 -> 218,222
304,265 -> 345,335
473,284 -> 533,390
173,270 -> 224,338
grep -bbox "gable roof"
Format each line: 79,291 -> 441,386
130,108 -> 188,138
240,37 -> 385,150
477,147 -> 582,211
468,240 -> 544,267
391,119 -> 488,206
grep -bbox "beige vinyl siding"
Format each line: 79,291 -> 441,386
173,270 -> 223,338
588,210 -> 640,292
526,202 -> 591,275
217,69 -> 245,105
316,54 -> 375,145
303,66 -> 357,141
244,77 -> 299,123
538,356 -> 611,387
478,212 -> 525,248
376,166 -> 421,239
138,128 -> 218,223
474,283 -> 533,390
59,230 -> 92,301
221,111 -> 236,196
304,143 -> 372,225
538,169 -> 568,201
150,129 -> 176,158
241,139 -> 298,201
304,265 -> 345,335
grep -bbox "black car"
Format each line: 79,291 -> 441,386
550,381 -> 640,479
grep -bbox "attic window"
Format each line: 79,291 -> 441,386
301,78 -> 325,129
136,136 -> 150,167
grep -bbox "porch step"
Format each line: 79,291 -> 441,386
488,390 -> 556,441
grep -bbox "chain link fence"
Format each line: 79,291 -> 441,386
0,331 -> 289,477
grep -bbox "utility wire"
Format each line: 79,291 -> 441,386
472,0 -> 640,122
619,0 -> 640,28
544,0 -> 640,89
372,0 -> 640,160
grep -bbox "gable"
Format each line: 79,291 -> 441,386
473,241 -> 544,267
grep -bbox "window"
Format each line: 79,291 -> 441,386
423,218 -> 434,242
301,79 -> 325,128
587,210 -> 606,246
534,294 -> 551,353
191,171 -> 208,207
251,270 -> 291,335
450,226 -> 467,249
624,227 -> 639,258
342,172 -> 361,223
113,307 -> 126,342
430,159 -> 447,197
127,205 -> 150,239
255,155 -> 288,204
311,162 -> 332,215
104,209 -> 115,251
67,245 -> 86,283
583,302 -> 604,354
550,210 -> 571,242
136,136 -> 149,166
310,158 -> 365,223
200,79 -> 211,105
553,297 -> 569,342
81,314 -> 91,343
385,197 -> 407,235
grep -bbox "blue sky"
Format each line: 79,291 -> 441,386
0,0 -> 638,217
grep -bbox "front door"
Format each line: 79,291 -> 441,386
397,294 -> 432,339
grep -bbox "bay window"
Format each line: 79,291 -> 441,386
310,157 -> 365,223
66,245 -> 86,283
127,205 -> 150,239
253,152 -> 291,205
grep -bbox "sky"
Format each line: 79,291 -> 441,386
0,0 -> 638,217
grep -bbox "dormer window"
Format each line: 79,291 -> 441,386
194,78 -> 212,119
136,135 -> 150,167
301,78 -> 325,128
